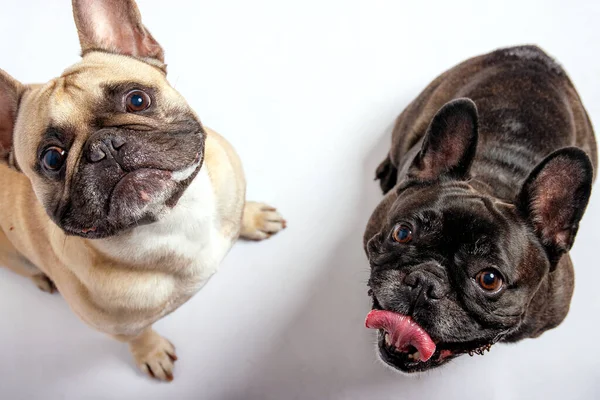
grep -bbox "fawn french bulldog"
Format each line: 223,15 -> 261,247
364,46 -> 596,373
0,0 -> 285,381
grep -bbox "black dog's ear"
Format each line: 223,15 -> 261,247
408,98 -> 478,181
72,0 -> 164,63
0,69 -> 23,163
517,147 -> 593,267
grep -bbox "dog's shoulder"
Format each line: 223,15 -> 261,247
204,127 -> 245,181
203,127 -> 246,236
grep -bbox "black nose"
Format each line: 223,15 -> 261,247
86,135 -> 127,163
403,270 -> 448,300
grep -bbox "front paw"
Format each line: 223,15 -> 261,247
240,201 -> 287,240
31,273 -> 57,294
129,330 -> 178,382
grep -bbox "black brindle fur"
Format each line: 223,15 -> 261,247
364,45 -> 597,373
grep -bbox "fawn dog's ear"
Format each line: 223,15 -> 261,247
0,69 -> 24,164
72,0 -> 164,62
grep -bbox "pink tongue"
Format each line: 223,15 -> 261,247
365,310 -> 436,362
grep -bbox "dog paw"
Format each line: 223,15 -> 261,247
31,273 -> 57,294
240,201 -> 286,241
130,332 -> 178,382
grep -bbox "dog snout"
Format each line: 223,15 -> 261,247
86,132 -> 127,163
403,269 -> 448,300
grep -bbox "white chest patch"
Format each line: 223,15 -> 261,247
115,168 -> 231,267
91,168 -> 234,322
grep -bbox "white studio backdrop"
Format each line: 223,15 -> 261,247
0,0 -> 599,399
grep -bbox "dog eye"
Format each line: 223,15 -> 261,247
125,90 -> 151,112
392,224 -> 413,243
41,146 -> 66,171
475,269 -> 503,292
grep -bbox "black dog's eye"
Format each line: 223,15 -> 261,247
392,224 -> 413,243
125,90 -> 151,112
41,146 -> 66,171
475,269 -> 503,292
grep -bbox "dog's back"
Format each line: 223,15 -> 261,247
381,45 -> 597,197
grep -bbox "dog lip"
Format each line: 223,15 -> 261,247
107,168 -> 174,217
107,153 -> 202,205
61,224 -> 112,239
171,156 -> 202,182
61,213 -> 157,239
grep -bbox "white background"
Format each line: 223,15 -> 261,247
1,0 -> 599,399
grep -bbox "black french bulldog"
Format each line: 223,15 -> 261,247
363,45 -> 597,373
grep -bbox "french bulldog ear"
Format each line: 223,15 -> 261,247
0,69 -> 23,162
517,147 -> 593,267
72,0 -> 165,63
408,98 -> 478,181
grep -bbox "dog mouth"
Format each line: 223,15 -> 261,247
366,298 -> 494,373
61,153 -> 202,239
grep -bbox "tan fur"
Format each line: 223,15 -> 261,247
241,202 -> 287,240
0,2 -> 285,382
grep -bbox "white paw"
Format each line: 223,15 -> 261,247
240,201 -> 286,240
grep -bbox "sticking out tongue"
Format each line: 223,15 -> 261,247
365,310 -> 436,362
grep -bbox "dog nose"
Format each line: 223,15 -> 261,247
87,136 -> 127,163
403,270 -> 447,300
